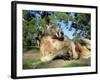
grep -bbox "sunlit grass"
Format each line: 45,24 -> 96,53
23,49 -> 91,69
23,58 -> 90,69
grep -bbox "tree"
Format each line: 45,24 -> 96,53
71,13 -> 91,39
22,10 -> 91,50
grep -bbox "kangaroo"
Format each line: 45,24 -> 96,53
40,35 -> 71,62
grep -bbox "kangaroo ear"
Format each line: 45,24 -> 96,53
55,31 -> 64,39
55,32 -> 59,38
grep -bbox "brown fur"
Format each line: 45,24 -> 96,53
40,36 -> 71,62
40,35 -> 90,62
75,42 -> 90,59
66,42 -> 91,60
67,48 -> 73,60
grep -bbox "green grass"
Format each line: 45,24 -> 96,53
23,49 -> 91,69
23,59 -> 41,69
23,59 -> 90,69
23,47 -> 39,53
64,61 -> 90,67
23,61 -> 33,69
64,58 -> 91,67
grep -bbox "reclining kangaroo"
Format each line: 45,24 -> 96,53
40,36 -> 91,62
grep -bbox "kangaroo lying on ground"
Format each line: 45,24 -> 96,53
40,35 -> 71,62
40,35 -> 91,62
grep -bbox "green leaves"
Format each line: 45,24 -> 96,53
23,10 -> 33,21
22,11 -> 91,50
55,12 -> 69,23
71,13 -> 91,39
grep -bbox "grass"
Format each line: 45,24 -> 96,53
23,58 -> 90,69
23,49 -> 91,69
23,59 -> 42,69
64,59 -> 90,67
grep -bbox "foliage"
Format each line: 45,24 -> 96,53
22,10 -> 91,49
71,13 -> 91,39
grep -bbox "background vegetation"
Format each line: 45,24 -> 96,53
23,10 -> 91,50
